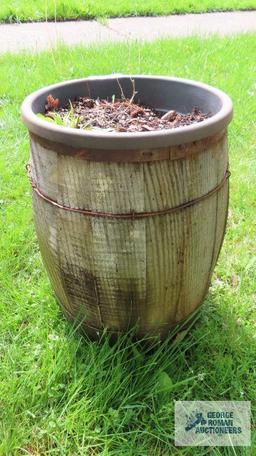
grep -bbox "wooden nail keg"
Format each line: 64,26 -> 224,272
22,75 -> 233,339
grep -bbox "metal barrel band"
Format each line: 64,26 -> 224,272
26,163 -> 230,220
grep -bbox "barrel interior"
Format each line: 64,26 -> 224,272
31,77 -> 223,117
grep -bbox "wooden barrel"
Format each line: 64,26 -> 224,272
22,76 -> 233,338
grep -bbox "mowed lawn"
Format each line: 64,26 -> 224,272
1,0 -> 256,22
0,35 -> 256,455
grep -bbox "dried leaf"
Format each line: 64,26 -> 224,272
46,94 -> 60,110
161,110 -> 177,121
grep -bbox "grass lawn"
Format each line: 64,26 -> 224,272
1,0 -> 256,23
0,35 -> 256,455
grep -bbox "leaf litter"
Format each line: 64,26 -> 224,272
43,86 -> 210,133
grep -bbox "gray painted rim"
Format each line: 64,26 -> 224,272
21,74 -> 233,150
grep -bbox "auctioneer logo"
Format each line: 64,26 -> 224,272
175,401 -> 251,446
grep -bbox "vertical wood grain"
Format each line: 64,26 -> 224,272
29,132 -> 229,338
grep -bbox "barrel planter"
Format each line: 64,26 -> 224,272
22,75 -> 233,339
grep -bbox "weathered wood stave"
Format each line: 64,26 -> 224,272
29,131 -> 229,338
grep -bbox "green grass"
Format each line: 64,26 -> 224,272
0,35 -> 256,455
1,0 -> 256,23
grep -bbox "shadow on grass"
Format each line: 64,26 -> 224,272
50,289 -> 255,455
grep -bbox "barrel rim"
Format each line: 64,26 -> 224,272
21,75 -> 233,150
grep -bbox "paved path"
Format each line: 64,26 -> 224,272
2,11 -> 256,54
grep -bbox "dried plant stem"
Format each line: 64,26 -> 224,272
129,78 -> 138,104
117,79 -> 126,100
86,81 -> 91,98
